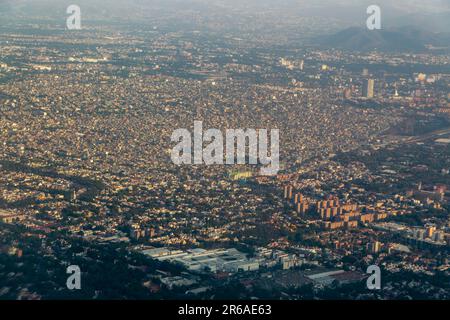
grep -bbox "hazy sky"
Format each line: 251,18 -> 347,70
2,0 -> 449,13
1,0 -> 449,33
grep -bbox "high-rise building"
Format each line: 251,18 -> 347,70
416,229 -> 426,240
297,202 -> 309,214
426,225 -> 436,238
362,68 -> 369,77
284,185 -> 293,199
368,241 -> 381,254
362,79 -> 375,98
433,231 -> 445,242
294,193 -> 303,204
343,88 -> 352,99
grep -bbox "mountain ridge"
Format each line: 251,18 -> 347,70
316,26 -> 450,52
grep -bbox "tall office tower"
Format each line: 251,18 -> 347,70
362,79 -> 375,98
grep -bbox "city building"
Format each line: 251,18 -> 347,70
362,79 -> 375,98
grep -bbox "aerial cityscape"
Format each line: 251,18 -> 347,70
0,0 -> 450,303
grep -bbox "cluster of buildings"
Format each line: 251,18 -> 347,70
282,185 -> 389,229
0,210 -> 26,224
0,24 -> 401,252
1,17 -> 450,299
143,247 -> 260,273
407,224 -> 447,248
373,221 -> 449,250
141,246 -> 303,274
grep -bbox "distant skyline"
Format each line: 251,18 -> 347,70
2,1 -> 450,46
1,0 -> 450,23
